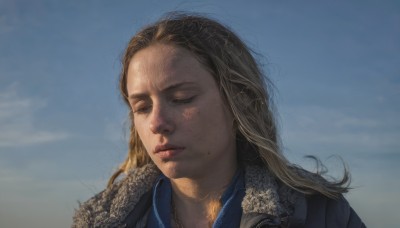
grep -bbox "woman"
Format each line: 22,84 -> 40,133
72,13 -> 365,228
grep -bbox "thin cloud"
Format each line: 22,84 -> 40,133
280,105 -> 400,153
0,0 -> 20,35
0,161 -> 105,228
0,84 -> 69,148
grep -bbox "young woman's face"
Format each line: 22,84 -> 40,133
126,44 -> 237,179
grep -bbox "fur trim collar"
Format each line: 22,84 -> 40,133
72,164 -> 160,227
242,165 -> 283,215
72,164 -> 299,227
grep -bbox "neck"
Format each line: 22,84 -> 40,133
170,160 -> 237,200
169,162 -> 238,227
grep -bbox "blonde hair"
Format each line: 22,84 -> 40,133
206,198 -> 222,226
110,12 -> 350,206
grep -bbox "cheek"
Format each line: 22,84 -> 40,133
182,107 -> 198,120
183,104 -> 227,138
208,104 -> 235,138
133,118 -> 149,146
180,108 -> 201,139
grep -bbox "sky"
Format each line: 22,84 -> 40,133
0,0 -> 399,227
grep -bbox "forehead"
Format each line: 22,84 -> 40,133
130,44 -> 189,76
126,44 -> 213,92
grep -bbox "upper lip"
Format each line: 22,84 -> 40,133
154,144 -> 184,153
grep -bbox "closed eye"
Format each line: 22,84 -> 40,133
172,96 -> 195,104
133,105 -> 151,114
132,101 -> 152,114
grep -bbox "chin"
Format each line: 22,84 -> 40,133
159,162 -> 193,179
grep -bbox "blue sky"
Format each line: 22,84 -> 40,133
0,0 -> 399,227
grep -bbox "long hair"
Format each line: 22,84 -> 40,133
109,12 -> 350,201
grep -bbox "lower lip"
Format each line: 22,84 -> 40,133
156,149 -> 183,159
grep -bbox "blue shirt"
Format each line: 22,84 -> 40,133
146,170 -> 245,228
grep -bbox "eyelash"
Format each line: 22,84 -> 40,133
133,105 -> 151,114
133,96 -> 195,114
172,96 -> 195,104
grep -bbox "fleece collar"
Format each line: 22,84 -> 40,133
73,164 -> 303,227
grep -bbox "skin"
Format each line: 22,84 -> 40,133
126,44 -> 237,227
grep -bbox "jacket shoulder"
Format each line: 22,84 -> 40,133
71,164 -> 159,228
72,176 -> 126,228
277,166 -> 366,227
304,194 -> 366,228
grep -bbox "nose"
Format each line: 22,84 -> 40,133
149,103 -> 175,135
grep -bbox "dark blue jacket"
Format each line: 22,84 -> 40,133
240,194 -> 365,227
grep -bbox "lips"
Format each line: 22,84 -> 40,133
154,144 -> 185,159
154,143 -> 184,153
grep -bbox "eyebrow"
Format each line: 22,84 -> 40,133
128,82 -> 198,100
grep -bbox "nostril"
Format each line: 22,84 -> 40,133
149,111 -> 174,135
150,122 -> 173,135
